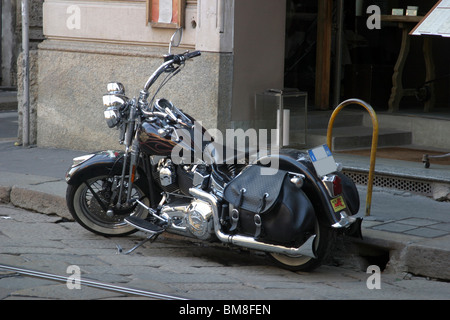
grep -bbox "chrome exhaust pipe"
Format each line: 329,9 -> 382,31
189,188 -> 317,259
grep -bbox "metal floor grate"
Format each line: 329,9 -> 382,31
343,170 -> 433,196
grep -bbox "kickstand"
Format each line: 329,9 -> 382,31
116,234 -> 159,255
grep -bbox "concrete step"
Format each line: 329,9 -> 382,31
291,125 -> 412,151
289,110 -> 364,131
335,151 -> 450,201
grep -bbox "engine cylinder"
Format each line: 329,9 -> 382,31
186,200 -> 214,240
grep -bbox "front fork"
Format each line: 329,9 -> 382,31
126,139 -> 140,202
117,102 -> 139,208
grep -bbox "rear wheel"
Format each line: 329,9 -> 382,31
268,220 -> 335,272
67,174 -> 149,237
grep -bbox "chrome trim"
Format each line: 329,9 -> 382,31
289,174 -> 304,188
103,93 -> 128,128
321,174 -> 340,198
104,107 -> 120,128
124,218 -> 162,236
331,211 -> 357,228
210,174 -> 224,198
106,82 -> 125,95
103,94 -> 128,108
189,187 -> 317,259
70,154 -> 95,168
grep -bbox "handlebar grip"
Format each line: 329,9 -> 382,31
172,51 -> 201,64
186,51 -> 201,59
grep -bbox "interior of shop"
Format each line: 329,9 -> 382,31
284,0 -> 450,115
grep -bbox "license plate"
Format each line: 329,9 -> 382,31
308,144 -> 337,176
331,196 -> 347,212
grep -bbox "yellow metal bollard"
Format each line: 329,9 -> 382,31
327,99 -> 378,216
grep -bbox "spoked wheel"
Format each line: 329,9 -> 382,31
66,175 -> 149,237
268,220 -> 335,272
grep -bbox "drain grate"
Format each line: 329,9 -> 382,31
343,170 -> 433,196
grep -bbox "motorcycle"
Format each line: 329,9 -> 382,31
65,29 -> 362,272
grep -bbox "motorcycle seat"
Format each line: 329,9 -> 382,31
203,142 -> 258,165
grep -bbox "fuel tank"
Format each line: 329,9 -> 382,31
138,121 -> 177,156
137,119 -> 210,160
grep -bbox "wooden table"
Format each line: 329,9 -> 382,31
382,15 -> 435,112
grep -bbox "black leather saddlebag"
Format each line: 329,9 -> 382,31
223,165 -> 316,246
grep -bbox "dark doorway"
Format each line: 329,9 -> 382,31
284,0 -> 449,112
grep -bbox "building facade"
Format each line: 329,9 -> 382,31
36,0 -> 286,150
16,0 -> 450,151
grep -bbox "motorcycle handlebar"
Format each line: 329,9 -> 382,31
185,50 -> 201,59
173,50 -> 202,64
145,51 -> 201,91
141,109 -> 194,130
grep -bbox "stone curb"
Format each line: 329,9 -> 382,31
350,228 -> 450,281
0,185 -> 72,221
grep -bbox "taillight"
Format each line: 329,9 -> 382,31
322,174 -> 342,197
332,175 -> 342,196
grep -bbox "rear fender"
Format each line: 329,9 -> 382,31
65,150 -> 126,186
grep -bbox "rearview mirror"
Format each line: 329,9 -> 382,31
169,28 -> 182,54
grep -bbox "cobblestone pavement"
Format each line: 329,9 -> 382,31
1,204 -> 449,301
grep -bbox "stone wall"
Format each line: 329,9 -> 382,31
37,40 -> 232,151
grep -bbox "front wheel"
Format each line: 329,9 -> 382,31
268,220 -> 335,272
66,174 -> 150,237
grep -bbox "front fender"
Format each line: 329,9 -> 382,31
65,150 -> 125,186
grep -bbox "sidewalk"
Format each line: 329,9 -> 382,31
0,111 -> 449,280
334,153 -> 450,280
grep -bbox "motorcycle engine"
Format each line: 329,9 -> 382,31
153,157 -> 213,240
157,158 -> 176,187
152,158 -> 179,193
186,200 -> 214,240
161,199 -> 214,240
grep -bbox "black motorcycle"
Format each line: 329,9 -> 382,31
65,29 -> 361,272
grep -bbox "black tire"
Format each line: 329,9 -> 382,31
66,174 -> 149,237
268,220 -> 335,272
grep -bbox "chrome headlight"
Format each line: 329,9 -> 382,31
104,106 -> 121,128
103,94 -> 127,128
103,83 -> 128,128
106,82 -> 125,94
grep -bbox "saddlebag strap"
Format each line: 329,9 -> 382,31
254,214 -> 262,239
254,193 -> 268,238
229,209 -> 239,232
229,188 -> 246,232
257,193 -> 269,214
